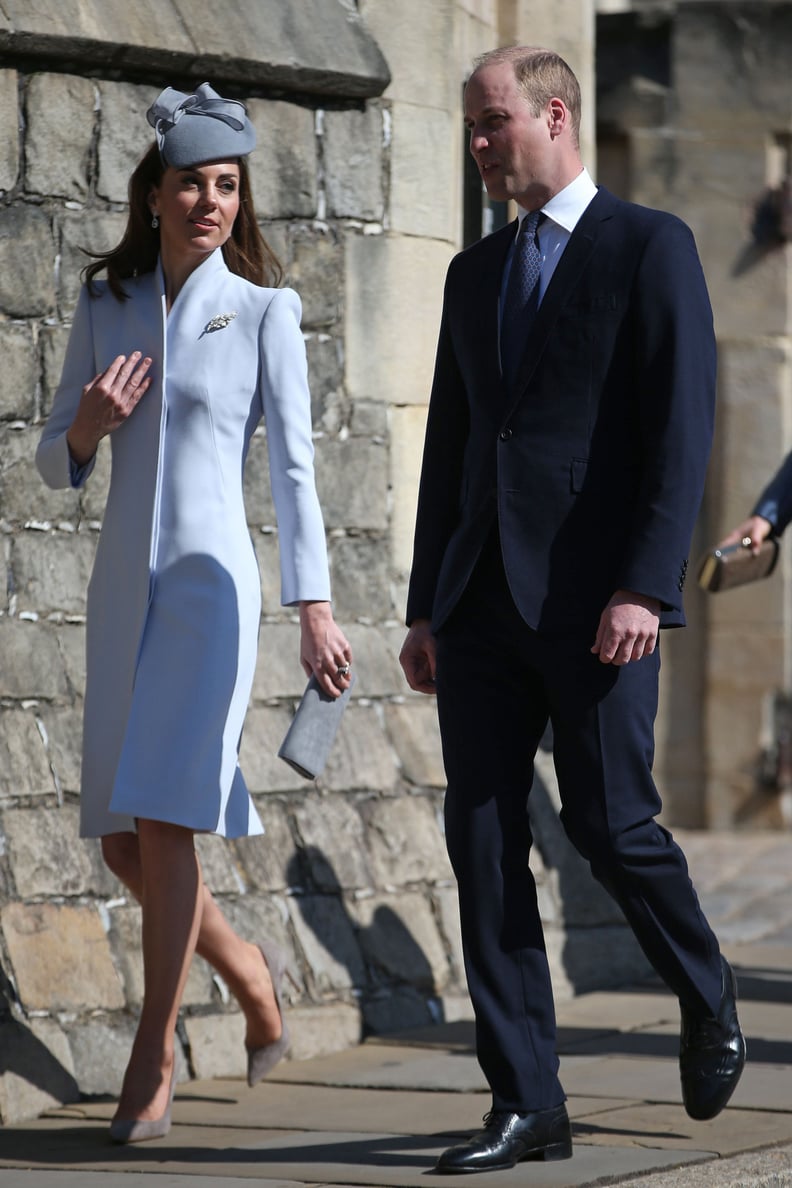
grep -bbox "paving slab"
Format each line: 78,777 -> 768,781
47,1080 -> 494,1137
263,1043 -> 489,1093
1,938 -> 791,1188
0,1121 -> 714,1187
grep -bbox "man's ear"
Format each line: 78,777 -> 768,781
547,98 -> 567,137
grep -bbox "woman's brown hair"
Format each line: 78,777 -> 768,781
82,141 -> 283,300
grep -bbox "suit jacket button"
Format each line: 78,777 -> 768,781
499,429 -> 512,441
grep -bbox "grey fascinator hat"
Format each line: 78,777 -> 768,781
146,82 -> 256,168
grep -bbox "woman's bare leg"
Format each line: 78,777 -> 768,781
103,832 -> 282,1057
113,819 -> 202,1121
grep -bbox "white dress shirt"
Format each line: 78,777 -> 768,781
501,167 -> 598,309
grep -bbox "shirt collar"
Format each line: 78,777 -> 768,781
516,167 -> 597,234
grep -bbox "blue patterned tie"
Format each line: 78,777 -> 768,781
501,209 -> 543,387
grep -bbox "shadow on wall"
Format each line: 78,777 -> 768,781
285,847 -> 446,1036
0,961 -> 80,1117
528,729 -> 652,996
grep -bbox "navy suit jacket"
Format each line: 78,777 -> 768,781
406,187 -> 716,638
754,454 -> 792,534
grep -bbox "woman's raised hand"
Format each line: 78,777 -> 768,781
66,351 -> 153,465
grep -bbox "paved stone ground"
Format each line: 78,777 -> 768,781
0,828 -> 790,1187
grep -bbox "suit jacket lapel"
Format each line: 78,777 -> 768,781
503,189 -> 615,421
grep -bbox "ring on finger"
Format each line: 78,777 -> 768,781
336,663 -> 350,677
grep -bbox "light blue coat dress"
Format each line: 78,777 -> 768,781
36,249 -> 331,838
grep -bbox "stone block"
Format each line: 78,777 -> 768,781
79,442 -> 112,522
195,833 -> 245,896
0,322 -> 36,420
344,624 -> 404,697
323,104 -> 385,221
439,992 -> 475,1023
363,794 -> 453,885
349,890 -> 451,991
0,69 -> 19,192
235,797 -> 295,892
2,806 -> 94,897
345,232 -> 452,405
389,102 -> 457,240
290,225 -> 343,329
544,923 -> 650,1000
243,429 -> 276,528
0,205 -> 55,317
260,220 -> 290,273
384,701 -> 445,787
0,1015 -> 79,1125
292,793 -> 372,891
37,705 -> 83,797
96,81 -> 158,205
247,99 -> 317,219
39,324 -> 70,419
239,705 -> 309,793
67,1017 -> 188,1097
58,210 -> 127,316
287,893 -> 366,992
323,704 -> 399,792
252,622 -> 309,700
107,901 -> 212,1009
435,885 -> 466,984
1,426 -> 80,525
674,5 -> 792,136
11,530 -> 94,617
360,0 -> 457,110
170,0 -> 389,98
286,1002 -> 361,1060
314,437 -> 388,530
1,901 -> 124,1012
252,531 -> 283,617
306,333 -> 345,433
56,621 -> 86,693
362,986 -> 435,1034
217,893 -> 304,998
25,73 -> 95,200
0,708 -> 54,799
328,533 -> 394,621
389,404 -> 426,574
0,618 -> 70,700
183,1010 -> 246,1081
350,400 -> 388,438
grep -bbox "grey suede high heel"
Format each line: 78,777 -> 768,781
109,1068 -> 176,1144
246,939 -> 291,1087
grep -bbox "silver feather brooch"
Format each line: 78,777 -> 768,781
204,311 -> 238,333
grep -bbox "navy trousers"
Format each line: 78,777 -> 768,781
434,535 -> 723,1113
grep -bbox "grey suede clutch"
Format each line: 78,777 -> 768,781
278,673 -> 355,780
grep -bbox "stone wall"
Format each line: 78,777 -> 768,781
0,0 -> 652,1127
597,1 -> 792,827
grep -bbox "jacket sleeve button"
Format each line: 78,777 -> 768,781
499,429 -> 513,441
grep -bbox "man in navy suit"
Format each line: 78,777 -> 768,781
400,46 -> 745,1174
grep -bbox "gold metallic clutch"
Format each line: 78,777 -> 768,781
697,536 -> 780,593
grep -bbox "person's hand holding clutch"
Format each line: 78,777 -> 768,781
718,514 -> 774,555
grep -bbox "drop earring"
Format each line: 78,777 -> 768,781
151,214 -> 159,229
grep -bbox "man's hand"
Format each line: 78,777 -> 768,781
591,589 -> 661,666
399,619 -> 437,694
718,514 -> 773,555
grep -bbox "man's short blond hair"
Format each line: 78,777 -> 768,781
471,46 -> 581,149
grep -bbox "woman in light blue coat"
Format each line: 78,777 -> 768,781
36,84 -> 352,1142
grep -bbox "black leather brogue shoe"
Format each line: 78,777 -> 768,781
434,1105 -> 572,1173
680,956 -> 747,1121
